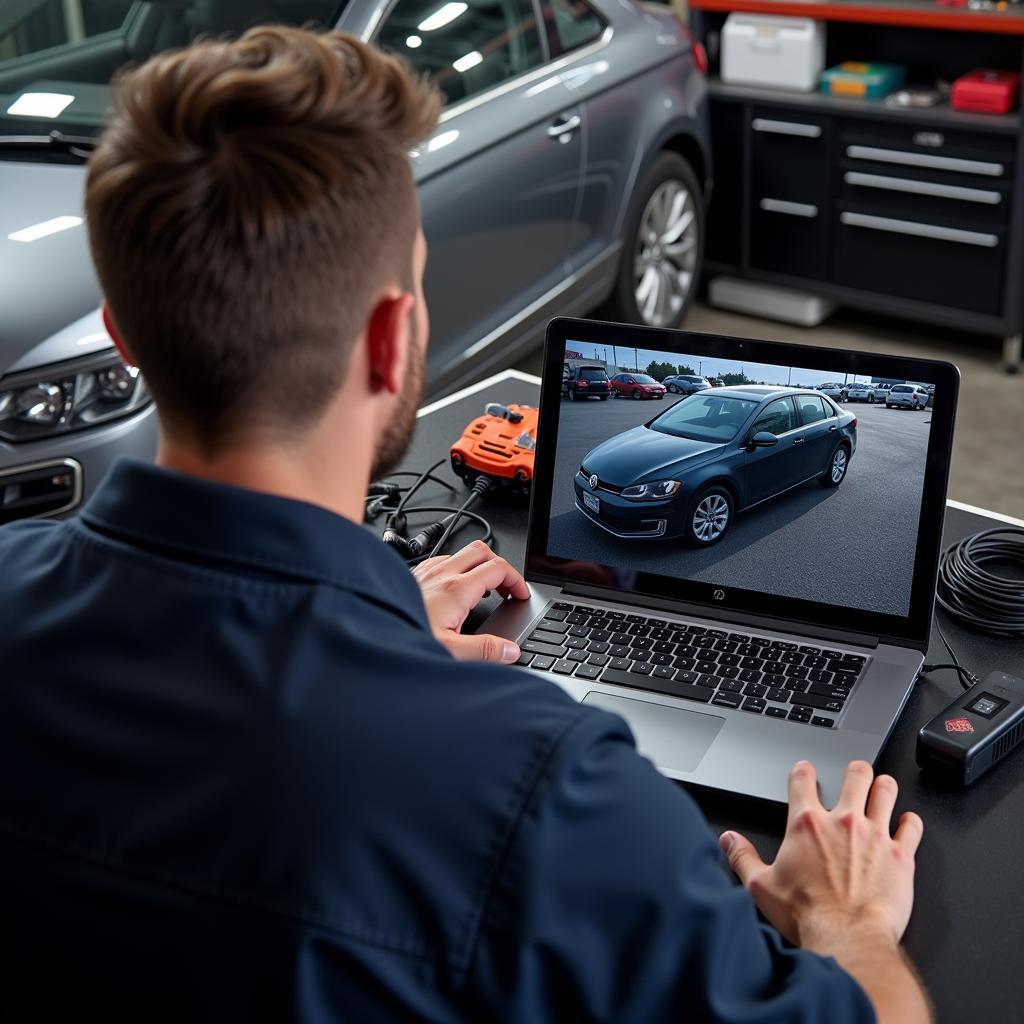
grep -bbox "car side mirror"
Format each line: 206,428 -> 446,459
750,431 -> 779,448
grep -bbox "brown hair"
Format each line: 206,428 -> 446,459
86,27 -> 441,453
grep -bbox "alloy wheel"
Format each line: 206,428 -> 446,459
692,493 -> 730,542
831,448 -> 847,483
634,180 -> 698,327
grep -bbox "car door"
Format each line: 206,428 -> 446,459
340,0 -> 583,391
792,393 -> 835,476
742,397 -> 803,505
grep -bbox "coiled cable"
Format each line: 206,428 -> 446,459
935,527 -> 1024,638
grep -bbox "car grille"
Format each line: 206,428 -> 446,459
0,459 -> 82,524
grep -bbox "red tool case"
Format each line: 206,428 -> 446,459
951,69 -> 1022,115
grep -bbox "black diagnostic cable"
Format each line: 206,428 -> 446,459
368,460 -> 496,565
920,526 -> 1024,691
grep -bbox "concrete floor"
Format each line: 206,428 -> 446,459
515,299 -> 1024,519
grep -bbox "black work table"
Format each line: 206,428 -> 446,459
400,370 -> 1024,1021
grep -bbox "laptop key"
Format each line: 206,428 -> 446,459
529,629 -> 566,646
688,626 -> 707,635
589,629 -> 611,643
628,661 -> 654,676
652,665 -> 676,679
575,664 -> 602,680
626,614 -> 647,624
693,636 -> 717,649
522,640 -> 565,658
565,637 -> 588,650
764,673 -> 787,688
611,632 -> 631,645
834,673 -> 859,689
811,716 -> 835,728
712,691 -> 742,709
588,641 -> 610,654
610,645 -> 630,657
842,654 -> 867,665
609,657 -> 632,671
588,654 -> 610,667
698,673 -> 721,690
780,651 -> 803,665
552,659 -> 576,675
821,649 -> 843,659
743,682 -> 767,698
653,641 -> 676,654
809,682 -> 851,700
765,706 -> 789,719
767,686 -> 790,702
718,653 -> 741,667
696,661 -> 717,674
671,631 -> 691,644
677,670 -> 700,685
808,669 -> 833,684
771,641 -> 798,650
737,644 -> 761,657
586,618 -> 609,630
674,656 -> 697,671
628,649 -> 650,662
739,669 -> 763,685
628,624 -> 651,637
566,612 -> 588,624
788,709 -> 811,723
568,650 -> 590,663
649,628 -> 672,641
785,665 -> 809,679
742,697 -> 766,714
605,610 -> 625,619
630,637 -> 654,650
799,645 -> 821,655
804,656 -> 828,670
783,678 -> 808,692
648,618 -> 668,627
544,609 -> 568,622
719,679 -> 744,693
516,652 -> 534,666
716,665 -> 740,679
649,653 -> 672,666
715,640 -> 738,654
568,625 -> 590,638
825,660 -> 851,675
706,629 -> 728,639
530,655 -> 555,671
739,657 -> 764,671
551,602 -> 572,611
793,692 -> 844,713
539,619 -> 570,634
729,633 -> 751,643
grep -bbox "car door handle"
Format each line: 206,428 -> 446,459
829,424 -> 838,432
547,114 -> 581,142
792,437 -> 805,445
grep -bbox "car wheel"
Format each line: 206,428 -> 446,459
820,444 -> 850,488
868,394 -> 874,403
632,389 -> 642,400
886,401 -> 892,408
684,487 -> 733,547
668,385 -> 678,393
568,388 -> 577,402
599,151 -> 704,330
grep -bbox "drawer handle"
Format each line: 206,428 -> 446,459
844,172 -> 1002,205
760,198 -> 819,218
846,145 -> 1004,177
840,211 -> 999,248
753,118 -> 822,139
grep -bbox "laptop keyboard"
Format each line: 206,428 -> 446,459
517,602 -> 869,729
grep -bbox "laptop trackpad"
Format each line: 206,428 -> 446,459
583,691 -> 725,772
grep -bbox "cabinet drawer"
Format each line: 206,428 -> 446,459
839,119 -> 1014,174
835,206 -> 1004,315
751,107 -> 830,206
839,166 -> 1010,227
751,201 -> 829,280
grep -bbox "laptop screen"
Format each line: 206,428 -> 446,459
527,320 -> 959,648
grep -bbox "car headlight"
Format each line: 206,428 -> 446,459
0,350 -> 151,442
620,479 -> 681,501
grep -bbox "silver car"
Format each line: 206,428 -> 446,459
0,0 -> 710,523
886,384 -> 929,410
663,373 -> 710,395
844,382 -> 874,403
817,382 -> 847,402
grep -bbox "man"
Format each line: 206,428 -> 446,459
0,28 -> 931,1023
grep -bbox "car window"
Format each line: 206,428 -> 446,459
633,375 -> 656,384
891,385 -> 911,393
751,398 -> 796,436
579,367 -> 606,381
376,0 -> 544,108
650,395 -> 760,444
543,0 -> 604,56
796,395 -> 829,426
0,2 -> 342,136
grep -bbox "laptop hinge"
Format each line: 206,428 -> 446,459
561,583 -> 882,649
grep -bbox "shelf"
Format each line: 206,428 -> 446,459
708,78 -> 1022,134
688,0 -> 1024,35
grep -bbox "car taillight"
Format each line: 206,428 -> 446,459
851,418 -> 858,429
577,380 -> 588,387
680,24 -> 708,75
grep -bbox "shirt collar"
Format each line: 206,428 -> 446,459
80,458 -> 428,629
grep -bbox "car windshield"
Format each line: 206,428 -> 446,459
683,376 -> 705,383
650,394 -> 759,443
632,375 -> 657,384
579,368 -> 607,381
0,2 -> 342,141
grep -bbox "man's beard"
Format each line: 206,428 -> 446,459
369,317 -> 426,482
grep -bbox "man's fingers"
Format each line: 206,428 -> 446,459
445,631 -> 521,664
836,760 -> 875,814
894,811 -> 924,855
786,760 -> 821,825
463,557 -> 530,602
435,540 -> 500,576
865,773 -> 899,828
719,831 -> 766,888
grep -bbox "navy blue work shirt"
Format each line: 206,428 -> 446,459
0,459 -> 873,1022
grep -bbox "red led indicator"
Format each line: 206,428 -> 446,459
945,717 -> 975,734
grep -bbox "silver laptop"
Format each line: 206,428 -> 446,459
479,318 -> 960,806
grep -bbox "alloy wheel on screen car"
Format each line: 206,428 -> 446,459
692,493 -> 730,543
831,448 -> 847,483
634,179 -> 699,328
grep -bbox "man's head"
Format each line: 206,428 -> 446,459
86,27 -> 440,464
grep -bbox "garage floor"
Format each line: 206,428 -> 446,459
514,299 -> 1024,520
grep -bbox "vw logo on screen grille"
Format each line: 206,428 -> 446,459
589,474 -> 599,490
713,589 -> 726,601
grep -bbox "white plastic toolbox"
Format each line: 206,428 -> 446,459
721,14 -> 826,93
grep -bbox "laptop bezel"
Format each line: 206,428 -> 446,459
524,317 -> 960,651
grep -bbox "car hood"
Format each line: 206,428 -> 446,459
0,160 -> 98,375
582,425 -> 724,486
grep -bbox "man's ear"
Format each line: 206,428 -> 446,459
102,303 -> 137,368
366,292 -> 415,396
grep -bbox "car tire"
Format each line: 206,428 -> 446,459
668,385 -> 678,393
820,444 -> 850,488
632,389 -> 642,400
568,388 -> 577,402
868,394 -> 875,404
598,151 -> 704,330
684,486 -> 733,547
886,401 -> 892,408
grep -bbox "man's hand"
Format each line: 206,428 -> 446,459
412,540 -> 529,664
721,761 -> 931,1024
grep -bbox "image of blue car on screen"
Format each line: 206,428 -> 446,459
575,387 -> 858,546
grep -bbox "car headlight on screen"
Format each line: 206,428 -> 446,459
0,350 -> 151,442
620,479 -> 681,501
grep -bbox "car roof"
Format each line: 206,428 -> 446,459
709,385 -> 823,400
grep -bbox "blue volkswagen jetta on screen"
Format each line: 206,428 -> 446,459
575,386 -> 857,546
